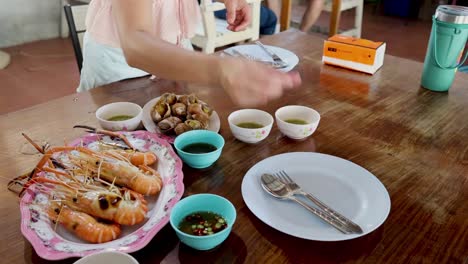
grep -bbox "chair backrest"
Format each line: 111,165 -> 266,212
64,4 -> 88,73
200,0 -> 211,6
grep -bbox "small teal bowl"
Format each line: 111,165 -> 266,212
170,194 -> 237,251
173,130 -> 225,169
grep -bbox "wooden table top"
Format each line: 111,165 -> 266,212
1,31 -> 467,264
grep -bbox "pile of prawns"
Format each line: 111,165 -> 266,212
9,126 -> 163,243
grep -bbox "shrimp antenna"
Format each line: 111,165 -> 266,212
22,133 -> 46,154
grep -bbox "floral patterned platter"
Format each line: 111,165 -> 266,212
20,131 -> 184,260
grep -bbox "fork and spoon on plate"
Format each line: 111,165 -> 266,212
223,41 -> 289,69
261,171 -> 364,235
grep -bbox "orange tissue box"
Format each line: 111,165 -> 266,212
322,35 -> 386,74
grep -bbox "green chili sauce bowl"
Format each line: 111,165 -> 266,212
169,194 -> 237,251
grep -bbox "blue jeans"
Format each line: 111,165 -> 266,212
214,6 -> 277,35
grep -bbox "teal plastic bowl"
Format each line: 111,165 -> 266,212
169,194 -> 237,251
173,130 -> 225,169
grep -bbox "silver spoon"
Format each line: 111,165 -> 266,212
260,173 -> 353,234
275,171 -> 363,234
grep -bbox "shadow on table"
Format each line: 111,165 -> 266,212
181,163 -> 227,195
415,86 -> 450,108
133,224 -> 247,264
134,229 -> 247,264
177,231 -> 247,264
26,240 -> 77,264
128,224 -> 180,263
26,224 -> 179,264
244,206 -> 384,263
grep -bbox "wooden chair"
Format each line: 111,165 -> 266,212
63,3 -> 88,73
325,0 -> 363,37
191,0 -> 262,54
0,50 -> 10,70
60,0 -> 90,37
280,0 -> 293,31
279,0 -> 363,38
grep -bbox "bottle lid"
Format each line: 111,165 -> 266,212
436,5 -> 468,24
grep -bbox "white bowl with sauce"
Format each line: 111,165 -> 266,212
228,109 -> 274,144
73,251 -> 139,264
275,105 -> 320,140
96,102 -> 143,131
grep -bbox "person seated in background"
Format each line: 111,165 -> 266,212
299,0 -> 325,32
214,3 -> 278,35
267,0 -> 324,32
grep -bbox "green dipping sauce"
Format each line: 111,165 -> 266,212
178,211 -> 228,236
285,119 -> 309,125
107,115 -> 134,121
236,122 -> 264,129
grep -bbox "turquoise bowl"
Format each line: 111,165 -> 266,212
173,130 -> 225,169
170,194 -> 237,251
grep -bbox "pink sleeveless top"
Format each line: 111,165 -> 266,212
85,0 -> 201,48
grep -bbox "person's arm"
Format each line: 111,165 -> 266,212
112,0 -> 301,106
112,0 -> 221,86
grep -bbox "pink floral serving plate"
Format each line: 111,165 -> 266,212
20,131 -> 184,260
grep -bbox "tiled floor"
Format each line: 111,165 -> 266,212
0,4 -> 433,115
0,38 -> 79,114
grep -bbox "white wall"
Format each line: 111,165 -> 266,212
0,0 -> 62,48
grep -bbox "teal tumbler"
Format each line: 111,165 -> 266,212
421,5 -> 468,92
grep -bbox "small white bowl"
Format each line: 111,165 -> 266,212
73,251 -> 139,264
275,105 -> 320,140
228,109 -> 273,144
96,102 -> 142,131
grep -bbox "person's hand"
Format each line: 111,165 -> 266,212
217,57 -> 302,106
224,0 -> 251,31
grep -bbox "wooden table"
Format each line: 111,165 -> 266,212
1,31 -> 467,263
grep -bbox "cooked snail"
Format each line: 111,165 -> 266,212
171,103 -> 187,117
151,94 -> 214,136
158,116 -> 182,133
174,123 -> 192,135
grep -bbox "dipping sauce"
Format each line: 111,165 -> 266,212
107,115 -> 134,121
236,122 -> 264,129
178,211 -> 228,236
285,119 -> 308,125
182,143 -> 217,154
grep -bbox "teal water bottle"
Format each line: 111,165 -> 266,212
421,5 -> 468,92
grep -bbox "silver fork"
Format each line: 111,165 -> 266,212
275,170 -> 364,234
254,41 -> 289,68
226,49 -> 287,69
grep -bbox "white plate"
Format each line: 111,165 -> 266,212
241,152 -> 391,241
142,96 -> 221,143
223,44 -> 300,72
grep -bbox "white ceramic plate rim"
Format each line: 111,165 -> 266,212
223,44 -> 300,72
241,152 -> 391,241
142,96 -> 220,143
